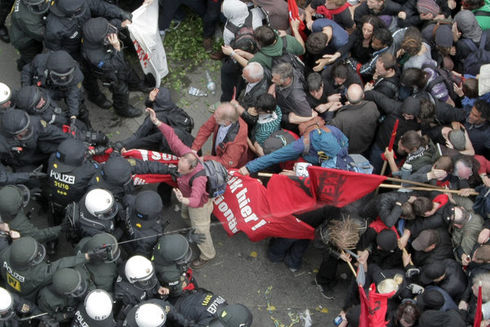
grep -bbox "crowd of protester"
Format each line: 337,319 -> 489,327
0,0 -> 489,325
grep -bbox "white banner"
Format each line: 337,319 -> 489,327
128,0 -> 168,87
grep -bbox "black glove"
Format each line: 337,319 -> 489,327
85,131 -> 109,145
186,229 -> 205,244
87,246 -> 109,263
112,142 -> 124,153
88,146 -> 108,156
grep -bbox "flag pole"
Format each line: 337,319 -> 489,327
379,183 -> 479,195
384,176 -> 444,189
341,250 -> 358,278
377,119 -> 399,194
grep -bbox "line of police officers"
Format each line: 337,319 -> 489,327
0,0 -> 254,325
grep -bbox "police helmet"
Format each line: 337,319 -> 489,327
125,255 -> 158,290
55,138 -> 87,170
83,17 -> 117,45
208,304 -> 253,327
135,190 -> 163,221
21,0 -> 50,14
83,233 -> 120,263
102,157 -> 132,186
84,189 -> 118,220
84,289 -> 113,321
46,51 -> 76,86
52,268 -> 88,298
1,109 -> 33,141
53,0 -> 87,18
153,234 -> 192,265
0,185 -> 30,219
134,303 -> 166,327
10,236 -> 46,268
15,85 -> 51,114
0,82 -> 11,106
0,287 -> 13,321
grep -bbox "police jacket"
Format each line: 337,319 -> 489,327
88,158 -> 175,200
21,53 -> 84,118
0,291 -> 49,327
48,154 -> 100,207
173,288 -> 228,325
22,93 -> 70,128
45,0 -> 129,57
37,266 -> 94,322
0,250 -> 88,301
113,272 -> 160,308
0,162 -> 30,186
123,299 -> 195,327
1,116 -> 69,169
81,36 -> 128,82
7,211 -> 61,244
10,0 -> 46,50
72,303 -> 116,327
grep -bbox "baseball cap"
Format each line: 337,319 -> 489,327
376,230 -> 398,252
412,229 -> 439,251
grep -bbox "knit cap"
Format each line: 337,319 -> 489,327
417,0 -> 440,16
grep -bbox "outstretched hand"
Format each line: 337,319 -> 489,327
146,108 -> 160,126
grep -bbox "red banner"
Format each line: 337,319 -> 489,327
266,174 -> 318,217
123,149 -> 178,164
307,166 -> 386,207
213,171 -> 315,241
359,285 -> 369,327
287,0 -> 307,40
475,285 -> 483,327
359,284 -> 395,327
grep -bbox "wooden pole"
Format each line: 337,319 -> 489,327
341,250 -> 357,278
379,183 -> 479,195
385,176 -> 444,189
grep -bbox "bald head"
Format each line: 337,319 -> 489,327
346,84 -> 364,104
215,102 -> 239,126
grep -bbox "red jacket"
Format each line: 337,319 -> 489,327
191,115 -> 249,169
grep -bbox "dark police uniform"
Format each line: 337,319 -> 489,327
71,302 -> 116,327
173,288 -> 228,325
20,52 -> 86,122
1,115 -> 68,170
0,290 -> 57,327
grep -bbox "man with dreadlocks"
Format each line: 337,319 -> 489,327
314,217 -> 366,299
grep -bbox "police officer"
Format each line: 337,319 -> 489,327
0,236 -> 110,301
47,139 -> 100,221
0,185 -> 61,243
72,289 -> 116,327
20,50 -> 91,127
15,85 -> 71,127
152,234 -> 197,298
74,233 -> 120,292
207,304 -> 253,327
122,299 -> 194,327
37,267 -> 94,324
0,286 -> 58,327
173,288 -> 227,326
0,109 -> 68,170
45,0 -> 133,110
114,255 -> 168,319
89,155 -> 177,200
122,190 -> 166,257
65,188 -> 123,243
9,0 -> 47,70
0,82 -> 12,113
82,17 -> 146,118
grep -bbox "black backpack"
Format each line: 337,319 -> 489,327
266,36 -> 305,73
159,107 -> 194,134
189,160 -> 229,198
227,11 -> 258,53
462,33 -> 490,76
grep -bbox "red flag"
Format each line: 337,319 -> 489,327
123,149 -> 179,164
307,166 -> 387,207
475,285 -> 483,327
287,0 -> 307,40
359,285 -> 369,327
132,174 -> 176,187
367,284 -> 395,327
213,171 -> 315,241
266,174 -> 318,217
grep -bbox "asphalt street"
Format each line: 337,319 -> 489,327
0,36 -> 349,326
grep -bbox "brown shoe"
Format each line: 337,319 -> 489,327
203,38 -> 213,52
191,258 -> 210,269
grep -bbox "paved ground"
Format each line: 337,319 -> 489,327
0,33 -> 350,326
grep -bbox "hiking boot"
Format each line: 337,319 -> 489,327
203,38 -> 213,52
115,104 -> 142,118
0,26 -> 9,43
89,94 -> 112,110
191,258 -> 210,269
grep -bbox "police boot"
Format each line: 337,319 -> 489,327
112,81 -> 142,118
89,93 -> 112,110
0,25 -> 9,43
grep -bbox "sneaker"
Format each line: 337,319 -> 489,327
191,258 -> 210,269
313,277 -> 335,300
